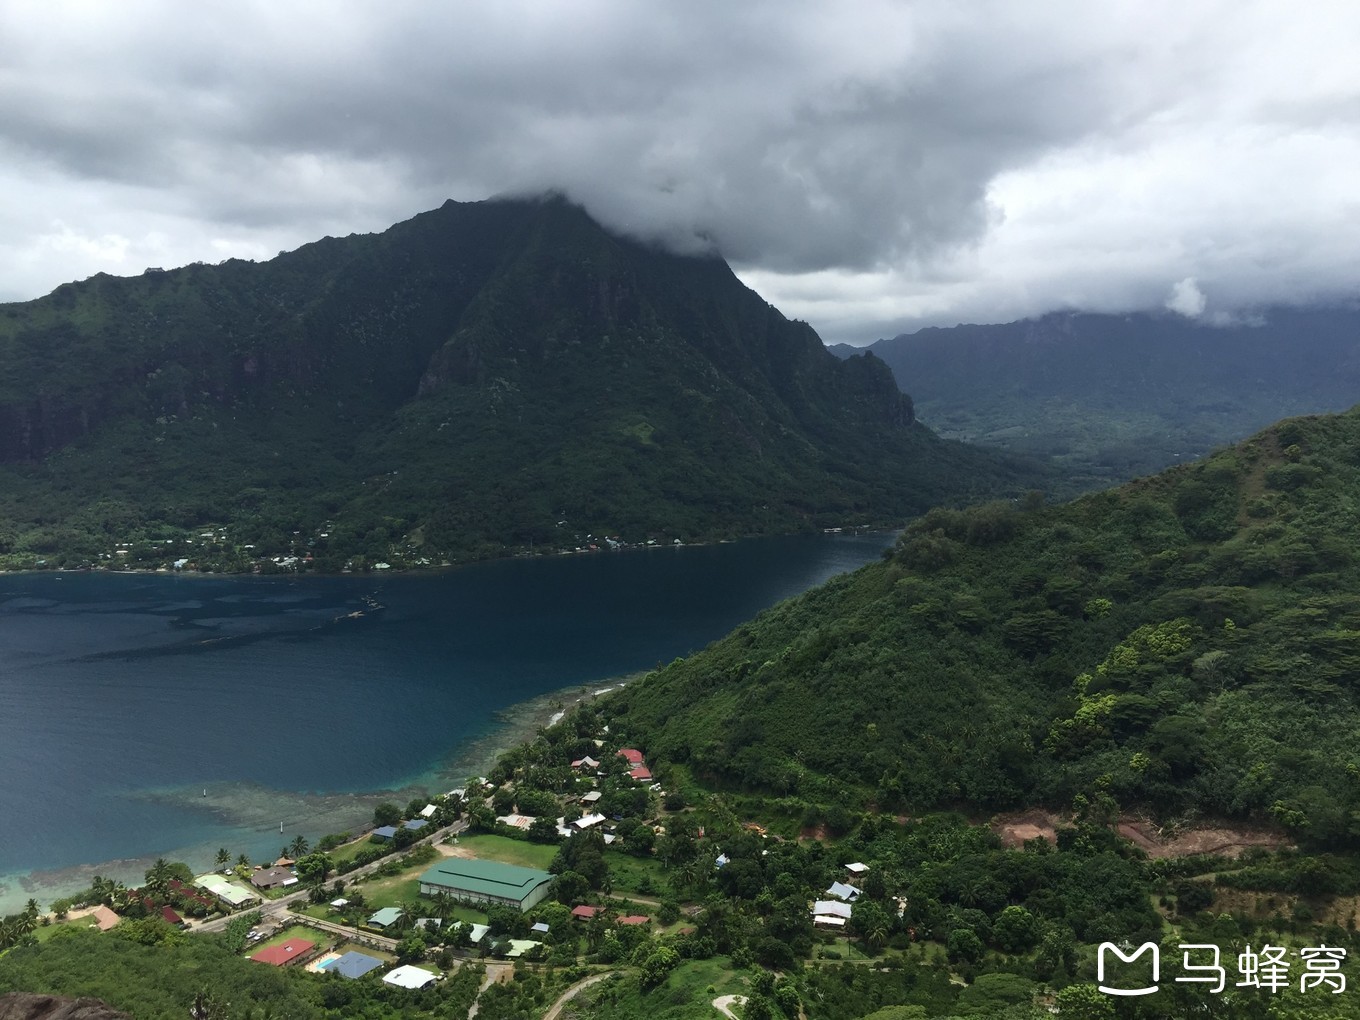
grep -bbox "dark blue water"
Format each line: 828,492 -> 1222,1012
0,532 -> 891,910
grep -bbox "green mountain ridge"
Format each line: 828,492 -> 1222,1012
606,405 -> 1360,847
830,307 -> 1360,484
0,196 -> 1043,570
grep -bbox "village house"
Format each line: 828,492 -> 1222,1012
251,938 -> 317,967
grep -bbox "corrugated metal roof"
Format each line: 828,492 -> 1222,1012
418,858 -> 553,903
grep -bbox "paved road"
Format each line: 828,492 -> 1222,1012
292,912 -> 397,952
191,820 -> 467,935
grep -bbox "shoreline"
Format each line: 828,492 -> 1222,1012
0,673 -> 641,915
0,526 -> 901,582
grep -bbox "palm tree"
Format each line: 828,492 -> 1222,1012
287,835 -> 310,858
395,900 -> 422,932
236,853 -> 250,869
190,989 -> 230,1020
147,858 -> 173,893
214,848 -> 231,870
866,918 -> 890,949
431,891 -> 454,922
90,875 -> 114,905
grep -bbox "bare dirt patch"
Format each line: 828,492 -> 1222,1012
1116,817 -> 1290,859
992,809 -> 1061,849
436,843 -> 476,859
989,810 -> 1290,859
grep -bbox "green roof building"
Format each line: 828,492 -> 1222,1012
418,858 -> 554,912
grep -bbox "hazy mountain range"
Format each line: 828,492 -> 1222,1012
832,307 -> 1360,484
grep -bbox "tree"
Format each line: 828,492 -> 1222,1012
528,817 -> 561,844
993,905 -> 1039,953
373,802 -> 402,828
1053,984 -> 1115,1019
287,835 -> 310,859
145,858 -> 174,894
946,927 -> 984,964
639,945 -> 680,988
396,932 -> 427,964
851,899 -> 892,949
236,853 -> 250,869
214,848 -> 231,871
396,900 -> 422,932
295,853 -> 333,885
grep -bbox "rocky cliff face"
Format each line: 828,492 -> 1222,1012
0,994 -> 130,1020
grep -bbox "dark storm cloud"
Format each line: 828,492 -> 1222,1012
2,1 -> 1357,340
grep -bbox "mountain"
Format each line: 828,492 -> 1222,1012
831,308 -> 1360,484
605,406 -> 1360,847
0,197 -> 1044,571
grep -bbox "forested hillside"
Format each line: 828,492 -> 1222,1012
0,197 -> 1043,571
607,406 -> 1360,846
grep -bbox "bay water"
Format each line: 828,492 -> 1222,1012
0,532 -> 891,911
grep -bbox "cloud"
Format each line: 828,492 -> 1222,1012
1166,278 -> 1207,318
1,1 -> 1358,343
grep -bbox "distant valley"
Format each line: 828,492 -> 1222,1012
831,307 -> 1360,486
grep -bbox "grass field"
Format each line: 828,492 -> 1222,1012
577,958 -> 747,1020
35,915 -> 105,942
601,850 -> 668,896
453,834 -> 557,869
350,875 -> 422,911
327,834 -> 377,868
253,924 -> 328,955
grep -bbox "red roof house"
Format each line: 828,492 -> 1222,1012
617,915 -> 650,926
629,765 -> 653,781
251,938 -> 317,966
161,905 -> 184,925
571,905 -> 600,920
617,748 -> 644,765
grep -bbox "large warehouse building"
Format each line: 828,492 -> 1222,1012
417,858 -> 554,911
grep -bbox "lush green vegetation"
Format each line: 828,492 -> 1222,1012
0,196 -> 1045,573
606,408 -> 1360,846
838,308 -> 1360,487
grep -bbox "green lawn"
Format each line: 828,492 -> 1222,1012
603,850 -> 667,896
814,939 -> 873,962
349,875 -> 422,911
252,924 -> 328,955
328,834 -> 378,868
35,915 -> 105,942
453,835 -> 558,869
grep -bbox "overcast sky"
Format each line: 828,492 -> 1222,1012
3,1 -> 1358,343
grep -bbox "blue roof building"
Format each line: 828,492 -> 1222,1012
330,951 -> 384,979
372,825 -> 399,841
404,818 -> 429,831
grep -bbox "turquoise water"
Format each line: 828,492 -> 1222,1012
0,532 -> 891,911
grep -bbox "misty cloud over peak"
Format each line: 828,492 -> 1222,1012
1,1 -> 1357,342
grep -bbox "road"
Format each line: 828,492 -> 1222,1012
191,820 -> 468,935
713,994 -> 747,1019
540,971 -> 620,1020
